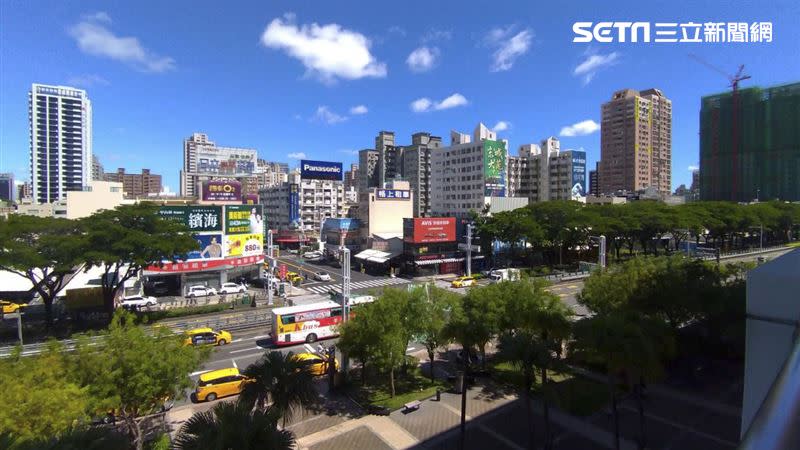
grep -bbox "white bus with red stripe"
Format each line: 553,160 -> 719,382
270,296 -> 374,346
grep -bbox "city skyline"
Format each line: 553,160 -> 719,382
2,1 -> 799,193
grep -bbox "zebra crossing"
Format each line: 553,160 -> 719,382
303,277 -> 410,295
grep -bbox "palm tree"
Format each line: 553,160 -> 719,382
571,311 -> 673,450
240,351 -> 318,427
173,399 -> 295,450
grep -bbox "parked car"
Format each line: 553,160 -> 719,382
313,271 -> 332,282
451,276 -> 477,288
303,251 -> 322,259
194,368 -> 251,402
184,327 -> 233,346
219,282 -> 247,295
186,285 -> 217,297
285,272 -> 304,285
286,248 -> 299,255
120,295 -> 158,309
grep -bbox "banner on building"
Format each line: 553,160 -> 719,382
483,139 -> 507,197
185,233 -> 224,260
158,205 -> 222,232
242,193 -> 259,205
570,150 -> 587,199
288,183 -> 300,224
376,189 -> 410,200
300,160 -> 343,181
201,180 -> 242,202
225,204 -> 264,235
225,233 -> 264,257
195,148 -> 256,176
404,217 -> 456,243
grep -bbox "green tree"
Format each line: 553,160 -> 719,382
497,330 -> 543,449
337,294 -> 407,396
458,283 -> 506,369
68,311 -> 208,450
571,312 -> 675,450
0,215 -> 84,327
240,351 -> 318,426
6,427 -> 129,450
173,400 -> 295,450
412,285 -> 460,381
79,204 -> 197,317
0,345 -> 89,442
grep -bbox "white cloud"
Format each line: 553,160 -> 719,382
559,119 -> 600,137
387,26 -> 406,37
411,98 -> 433,113
68,12 -> 176,73
573,51 -> 620,85
422,29 -> 452,43
349,105 -> 368,115
492,121 -> 510,132
406,46 -> 439,73
410,93 -> 468,113
260,14 -> 387,83
313,106 -> 347,124
485,26 -> 533,72
688,165 -> 699,171
287,152 -> 307,160
66,74 -> 109,87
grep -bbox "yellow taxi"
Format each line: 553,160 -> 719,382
195,368 -> 251,402
286,272 -> 304,285
293,352 -> 339,376
1,301 -> 27,314
184,328 -> 233,346
451,276 -> 477,288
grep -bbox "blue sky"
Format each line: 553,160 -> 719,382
1,0 -> 798,192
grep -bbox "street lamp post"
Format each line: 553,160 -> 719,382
341,247 -> 351,376
266,230 -> 274,306
465,224 -> 473,277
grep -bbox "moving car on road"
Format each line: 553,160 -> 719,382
451,276 -> 477,288
313,271 -> 332,282
120,295 -> 158,309
195,368 -> 251,402
219,282 -> 247,295
293,352 -> 339,376
184,327 -> 232,346
186,285 -> 217,297
303,251 -> 322,259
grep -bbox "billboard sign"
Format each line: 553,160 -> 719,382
225,233 -> 264,257
404,217 -> 456,244
300,160 -> 343,181
288,183 -> 300,224
570,150 -> 587,199
483,140 -> 507,197
242,193 -> 259,205
185,233 -> 224,260
195,147 -> 256,176
158,206 -> 222,232
225,204 -> 264,235
376,189 -> 410,200
201,180 -> 242,202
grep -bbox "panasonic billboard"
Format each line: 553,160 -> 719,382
300,159 -> 343,181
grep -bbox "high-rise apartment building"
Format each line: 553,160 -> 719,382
253,159 -> 288,191
180,133 -> 257,198
700,82 -> 800,202
260,173 -> 346,234
507,137 -> 586,202
29,84 -> 93,204
375,131 -> 401,186
401,132 -> 442,217
0,173 -> 14,203
358,149 -> 379,193
598,88 -> 672,196
103,168 -> 162,198
344,163 -> 359,192
430,123 -> 509,218
91,154 -> 104,181
588,162 -> 600,196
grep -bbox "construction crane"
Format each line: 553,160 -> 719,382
689,54 -> 751,201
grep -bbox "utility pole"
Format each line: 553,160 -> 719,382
589,235 -> 607,269
341,247 -> 351,375
17,312 -> 23,346
266,230 -> 274,306
465,224 -> 473,277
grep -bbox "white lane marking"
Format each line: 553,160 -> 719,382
249,335 -> 271,340
190,369 -> 212,377
232,359 -> 238,369
232,339 -> 243,343
229,346 -> 264,354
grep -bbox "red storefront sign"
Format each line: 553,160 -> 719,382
279,264 -> 288,280
145,255 -> 264,273
405,218 -> 456,244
